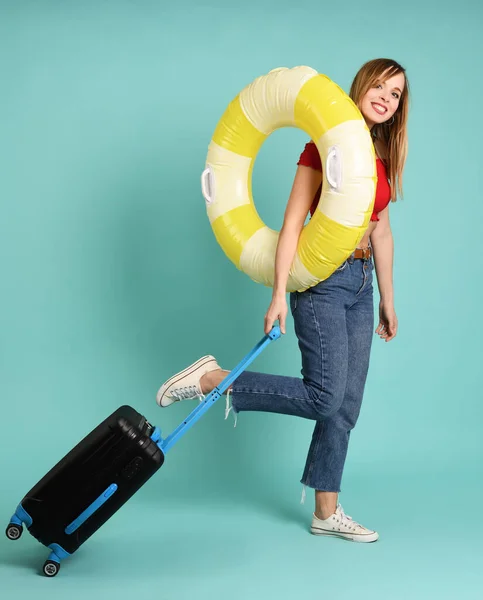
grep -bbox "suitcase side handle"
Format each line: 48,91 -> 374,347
159,326 -> 282,453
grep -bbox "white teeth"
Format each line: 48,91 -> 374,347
372,103 -> 387,115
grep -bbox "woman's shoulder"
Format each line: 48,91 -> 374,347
297,141 -> 322,170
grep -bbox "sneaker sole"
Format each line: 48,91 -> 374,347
310,527 -> 379,543
156,355 -> 218,407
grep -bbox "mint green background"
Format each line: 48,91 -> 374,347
1,1 -> 482,598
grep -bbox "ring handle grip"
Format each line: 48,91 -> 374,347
325,146 -> 342,191
201,167 -> 215,204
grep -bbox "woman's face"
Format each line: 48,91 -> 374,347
360,70 -> 406,129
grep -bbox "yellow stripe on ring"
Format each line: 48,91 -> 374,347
211,204 -> 265,268
298,210 -> 370,277
294,74 -> 362,141
212,95 -> 267,158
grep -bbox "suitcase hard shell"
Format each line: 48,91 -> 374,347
23,406 -> 163,551
6,326 -> 281,577
7,406 -> 164,576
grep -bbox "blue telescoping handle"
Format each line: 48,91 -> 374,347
159,326 -> 282,454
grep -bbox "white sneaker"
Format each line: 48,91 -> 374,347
311,504 -> 379,543
156,355 -> 221,407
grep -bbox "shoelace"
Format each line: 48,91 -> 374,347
224,388 -> 237,427
338,505 -> 364,530
170,385 -> 204,401
170,384 -> 237,427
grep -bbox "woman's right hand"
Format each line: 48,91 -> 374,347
264,294 -> 288,335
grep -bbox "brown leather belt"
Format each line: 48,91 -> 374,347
353,247 -> 372,260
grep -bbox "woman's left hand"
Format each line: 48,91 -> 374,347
376,301 -> 398,342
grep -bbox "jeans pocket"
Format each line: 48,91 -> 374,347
290,291 -> 298,314
335,260 -> 348,273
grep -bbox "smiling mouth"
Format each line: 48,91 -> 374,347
371,103 -> 387,115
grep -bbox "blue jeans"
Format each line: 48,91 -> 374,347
231,253 -> 374,492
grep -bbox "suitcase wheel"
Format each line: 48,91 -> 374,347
43,560 -> 61,578
5,523 -> 23,541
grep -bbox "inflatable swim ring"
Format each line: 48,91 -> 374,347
201,66 -> 377,293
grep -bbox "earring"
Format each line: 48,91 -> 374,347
385,116 -> 395,126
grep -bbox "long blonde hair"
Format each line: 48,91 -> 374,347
349,58 -> 410,202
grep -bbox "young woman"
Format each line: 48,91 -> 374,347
156,58 -> 409,543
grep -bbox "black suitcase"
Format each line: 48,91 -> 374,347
7,406 -> 163,577
5,326 -> 281,577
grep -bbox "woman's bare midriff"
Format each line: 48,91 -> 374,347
358,220 -> 378,249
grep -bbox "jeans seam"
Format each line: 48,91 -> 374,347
232,388 -> 307,402
308,291 -> 326,394
350,273 -> 373,308
305,420 -> 325,481
356,261 -> 373,296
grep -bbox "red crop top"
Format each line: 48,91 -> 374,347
297,142 -> 391,222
